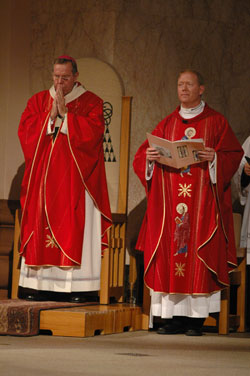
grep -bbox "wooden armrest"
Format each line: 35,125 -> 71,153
230,271 -> 241,285
237,248 -> 246,259
111,213 -> 127,224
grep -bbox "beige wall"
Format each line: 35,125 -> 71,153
2,0 -> 250,223
0,0 -> 31,200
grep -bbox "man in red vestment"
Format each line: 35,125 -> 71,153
133,70 -> 243,335
18,56 -> 112,302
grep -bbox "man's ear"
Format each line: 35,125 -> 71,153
199,85 -> 205,96
74,72 -> 79,81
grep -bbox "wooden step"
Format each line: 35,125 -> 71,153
40,303 -> 142,337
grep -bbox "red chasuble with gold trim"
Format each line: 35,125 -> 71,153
133,104 -> 243,294
18,86 -> 112,267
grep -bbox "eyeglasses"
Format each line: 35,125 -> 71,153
53,75 -> 73,82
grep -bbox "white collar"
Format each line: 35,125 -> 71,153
49,83 -> 86,104
179,100 -> 205,119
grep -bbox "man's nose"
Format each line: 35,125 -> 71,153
58,77 -> 63,84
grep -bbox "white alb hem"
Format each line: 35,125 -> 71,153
149,290 -> 221,328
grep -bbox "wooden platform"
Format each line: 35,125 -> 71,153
40,303 -> 142,337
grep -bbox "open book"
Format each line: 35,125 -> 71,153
147,132 -> 205,169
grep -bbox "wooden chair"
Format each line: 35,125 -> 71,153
11,96 -> 132,303
0,200 -> 16,299
11,209 -> 21,299
204,212 -> 246,334
100,96 -> 132,304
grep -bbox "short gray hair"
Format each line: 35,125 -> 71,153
178,69 -> 204,86
53,58 -> 78,75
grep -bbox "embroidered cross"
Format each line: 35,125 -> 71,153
175,262 -> 185,277
178,183 -> 192,197
45,234 -> 58,248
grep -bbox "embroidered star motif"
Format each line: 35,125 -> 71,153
175,262 -> 185,277
45,234 -> 58,248
178,183 -> 192,197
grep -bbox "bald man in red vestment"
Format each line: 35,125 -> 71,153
18,56 -> 112,302
133,70 -> 243,335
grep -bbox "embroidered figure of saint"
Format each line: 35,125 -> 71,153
180,127 -> 196,177
174,203 -> 190,257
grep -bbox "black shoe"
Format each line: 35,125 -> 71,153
185,318 -> 205,336
185,328 -> 203,336
69,295 -> 87,303
25,291 -> 57,302
25,294 -> 45,301
157,318 -> 186,335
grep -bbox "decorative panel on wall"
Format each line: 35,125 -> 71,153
77,58 -> 124,212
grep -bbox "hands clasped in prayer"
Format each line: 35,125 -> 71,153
51,86 -> 67,121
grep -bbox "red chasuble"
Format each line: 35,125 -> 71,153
133,104 -> 243,294
18,86 -> 112,267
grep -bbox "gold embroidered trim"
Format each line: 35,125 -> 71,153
44,133 -> 81,265
20,111 -> 51,245
144,166 -> 166,279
